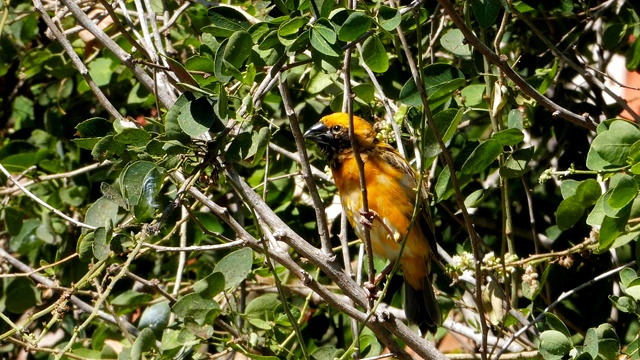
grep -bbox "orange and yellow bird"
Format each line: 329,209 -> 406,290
304,113 -> 441,333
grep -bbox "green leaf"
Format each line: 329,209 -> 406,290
259,29 -> 281,50
245,293 -> 281,318
131,328 -> 156,360
472,0 -> 502,28
101,182 -> 128,209
315,18 -> 337,44
248,127 -> 271,165
587,194 -> 605,226
626,279 -> 640,301
185,55 -> 214,73
120,161 -> 159,207
599,214 -> 628,251
85,197 -> 119,228
213,247 -> 253,290
627,36 -> 640,71
172,293 -> 219,320
575,179 -> 602,205
508,109 -> 524,129
492,128 -> 524,146
311,346 -> 344,360
461,139 -> 502,174
589,120 -> 640,168
610,295 -> 637,313
464,189 -> 486,208
539,330 -> 572,360
361,35 -> 389,73
165,56 -> 199,88
440,28 -> 472,58
92,226 -> 111,261
310,20 -> 340,57
77,233 -> 94,261
556,196 -> 585,231
596,323 -> 620,358
138,301 -> 170,336
353,83 -> 375,104
4,207 -> 23,236
399,63 -> 465,107
604,174 -> 638,214
225,132 -> 252,163
545,312 -> 571,339
113,128 -> 150,145
76,117 -> 113,137
560,179 -> 580,199
213,43 -> 234,84
500,147 -> 533,178
584,328 -> 599,359
620,267 -> 637,289
58,186 -> 89,207
112,290 -> 153,306
5,278 -> 39,314
223,30 -> 253,70
609,231 -> 640,250
194,272 -> 225,298
204,7 -> 251,37
164,92 -> 194,143
133,165 -> 163,221
278,17 -> 307,37
177,97 -> 219,137
88,57 -> 114,87
459,84 -> 487,107
377,6 -> 401,31
338,12 -> 371,42
91,135 -> 126,161
423,108 -> 463,158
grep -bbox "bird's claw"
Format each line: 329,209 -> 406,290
359,209 -> 401,242
359,210 -> 376,228
363,281 -> 380,300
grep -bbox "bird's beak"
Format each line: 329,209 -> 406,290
303,122 -> 332,145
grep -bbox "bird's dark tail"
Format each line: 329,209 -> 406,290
404,277 -> 441,334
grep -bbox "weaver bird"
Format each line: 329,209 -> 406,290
304,113 -> 441,333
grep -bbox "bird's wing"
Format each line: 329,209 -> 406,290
376,142 -> 438,254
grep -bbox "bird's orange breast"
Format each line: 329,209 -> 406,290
331,151 -> 431,290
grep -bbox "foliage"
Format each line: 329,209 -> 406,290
2,0 -> 640,359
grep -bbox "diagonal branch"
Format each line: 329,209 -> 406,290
278,74 -> 334,256
437,0 -> 597,131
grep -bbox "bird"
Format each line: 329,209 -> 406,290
303,112 -> 441,333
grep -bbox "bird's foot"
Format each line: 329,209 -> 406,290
359,209 -> 376,228
359,210 -> 401,242
363,281 -> 380,300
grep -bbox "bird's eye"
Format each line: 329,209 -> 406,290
331,125 -> 342,133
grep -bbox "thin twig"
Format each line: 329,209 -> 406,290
54,237 -> 145,358
0,161 -> 112,196
510,5 -> 640,122
0,253 -> 78,278
268,143 -> 333,183
495,261 -> 636,359
0,248 -> 139,335
278,74 -> 333,256
142,240 -> 245,252
437,0 -> 596,131
32,0 -> 125,122
0,164 -> 96,230
396,5 -> 489,358
219,167 -> 448,359
57,0 -> 175,107
172,206 -> 189,298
